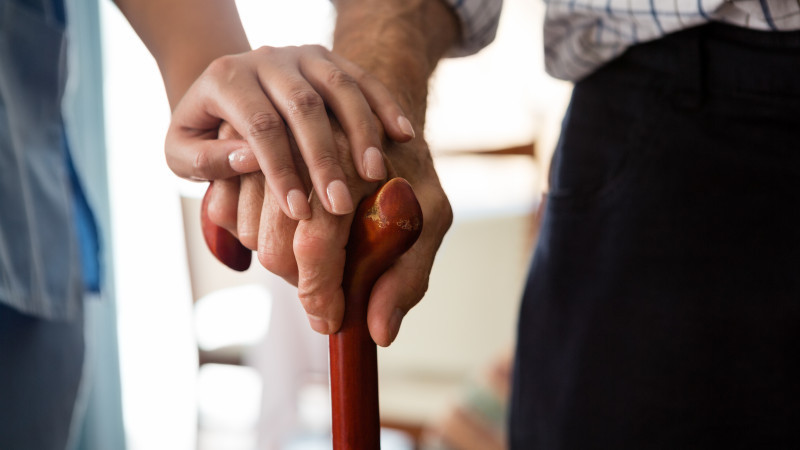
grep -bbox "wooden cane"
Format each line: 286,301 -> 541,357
201,178 -> 423,449
329,177 -> 422,449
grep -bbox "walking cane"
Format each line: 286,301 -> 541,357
201,177 -> 423,449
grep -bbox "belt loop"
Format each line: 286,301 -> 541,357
671,26 -> 706,111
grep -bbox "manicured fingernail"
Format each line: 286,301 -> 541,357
228,148 -> 258,172
363,147 -> 386,181
307,314 -> 330,334
389,308 -> 404,344
326,179 -> 354,215
397,116 -> 415,138
287,189 -> 311,220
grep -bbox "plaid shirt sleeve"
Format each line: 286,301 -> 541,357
544,0 -> 800,81
440,0 -> 504,56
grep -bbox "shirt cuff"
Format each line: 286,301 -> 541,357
441,0 -> 503,57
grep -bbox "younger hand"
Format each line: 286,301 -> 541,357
166,45 -> 416,220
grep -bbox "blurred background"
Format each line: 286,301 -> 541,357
100,0 -> 571,448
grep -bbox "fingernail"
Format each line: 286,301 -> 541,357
228,148 -> 258,172
397,116 -> 415,139
389,308 -> 404,344
287,189 -> 311,220
326,179 -> 354,215
363,147 -> 386,181
307,314 -> 330,334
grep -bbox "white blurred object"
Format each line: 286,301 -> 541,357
296,377 -> 331,436
197,364 -> 262,450
435,154 -> 540,222
244,281 -> 329,450
197,364 -> 263,430
194,284 -> 272,352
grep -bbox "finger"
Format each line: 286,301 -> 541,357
191,55 -> 312,220
206,177 -> 241,236
365,176 -> 453,347
300,51 -> 387,182
165,121 -> 248,180
329,52 -> 416,143
293,199 -> 352,334
254,49 -> 353,216
228,146 -> 260,173
366,244 -> 431,347
236,173 -> 266,250
257,140 -> 311,284
217,121 -> 243,141
257,181 -> 300,285
219,122 -> 261,174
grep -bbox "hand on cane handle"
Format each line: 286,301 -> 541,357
200,177 -> 422,449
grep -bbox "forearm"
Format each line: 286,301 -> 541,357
332,0 -> 460,128
114,0 -> 250,109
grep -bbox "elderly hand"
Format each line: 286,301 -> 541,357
166,45 -> 415,220
206,119 -> 452,347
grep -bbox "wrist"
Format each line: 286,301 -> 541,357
332,0 -> 459,124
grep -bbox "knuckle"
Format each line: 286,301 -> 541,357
293,223 -> 346,264
352,68 -> 374,86
326,68 -> 358,90
287,89 -> 324,117
206,54 -> 237,79
246,111 -> 284,140
298,44 -> 328,58
293,231 -> 328,260
266,160 -> 296,182
305,44 -> 327,53
310,152 -> 339,172
298,292 -> 326,316
353,117 -> 378,136
254,45 -> 276,56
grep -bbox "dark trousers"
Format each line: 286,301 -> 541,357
0,303 -> 84,449
510,23 -> 800,449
